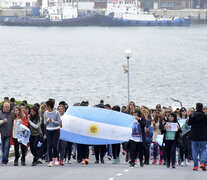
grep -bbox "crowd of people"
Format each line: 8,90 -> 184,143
0,97 -> 206,171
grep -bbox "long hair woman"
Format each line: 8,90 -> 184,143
57,105 -> 68,166
10,106 -> 29,166
142,108 -> 153,165
179,107 -> 191,166
39,103 -> 48,162
29,105 -> 42,166
125,101 -> 136,115
129,109 -> 146,167
44,100 -> 62,167
151,110 -> 163,165
124,101 -> 136,162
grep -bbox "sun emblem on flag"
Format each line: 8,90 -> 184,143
88,124 -> 99,136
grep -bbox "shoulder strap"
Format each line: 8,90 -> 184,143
55,110 -> 58,120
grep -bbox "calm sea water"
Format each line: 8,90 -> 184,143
0,24 -> 207,108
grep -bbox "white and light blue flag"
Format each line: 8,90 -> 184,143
60,106 -> 135,145
17,123 -> 31,146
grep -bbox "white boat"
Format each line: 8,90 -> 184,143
97,0 -> 191,26
0,0 -> 98,26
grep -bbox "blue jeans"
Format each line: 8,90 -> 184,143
191,140 -> 207,167
1,136 -> 11,164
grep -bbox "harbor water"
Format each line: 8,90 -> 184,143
0,24 -> 207,108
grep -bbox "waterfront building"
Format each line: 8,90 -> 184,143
160,0 -> 191,9
0,0 -> 37,8
153,0 -> 192,9
193,0 -> 207,8
92,0 -> 200,10
153,0 -> 207,9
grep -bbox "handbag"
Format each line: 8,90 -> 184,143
176,134 -> 184,148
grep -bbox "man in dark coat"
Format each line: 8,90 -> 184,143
0,103 -> 13,165
188,103 -> 207,171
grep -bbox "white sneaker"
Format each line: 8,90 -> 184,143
185,159 -> 189,166
54,158 -> 59,165
48,161 -> 53,167
68,160 -> 72,164
181,161 -> 185,166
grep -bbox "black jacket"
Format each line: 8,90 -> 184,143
131,117 -> 146,146
188,111 -> 207,141
138,117 -> 146,144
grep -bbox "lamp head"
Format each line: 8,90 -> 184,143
124,49 -> 132,59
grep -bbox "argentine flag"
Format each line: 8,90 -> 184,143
60,106 -> 135,145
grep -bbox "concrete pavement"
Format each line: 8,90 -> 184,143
0,153 -> 206,180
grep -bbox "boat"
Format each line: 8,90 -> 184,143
95,0 -> 191,26
0,0 -> 99,26
0,15 -> 98,26
0,0 -> 191,26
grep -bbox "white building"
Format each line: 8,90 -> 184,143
0,0 -> 37,8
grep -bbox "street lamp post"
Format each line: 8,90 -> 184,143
170,98 -> 183,108
124,49 -> 132,104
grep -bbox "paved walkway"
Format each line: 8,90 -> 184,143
0,152 -> 206,180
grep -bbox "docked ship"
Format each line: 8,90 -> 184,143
0,0 -> 98,26
95,0 -> 191,26
0,0 -> 191,26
